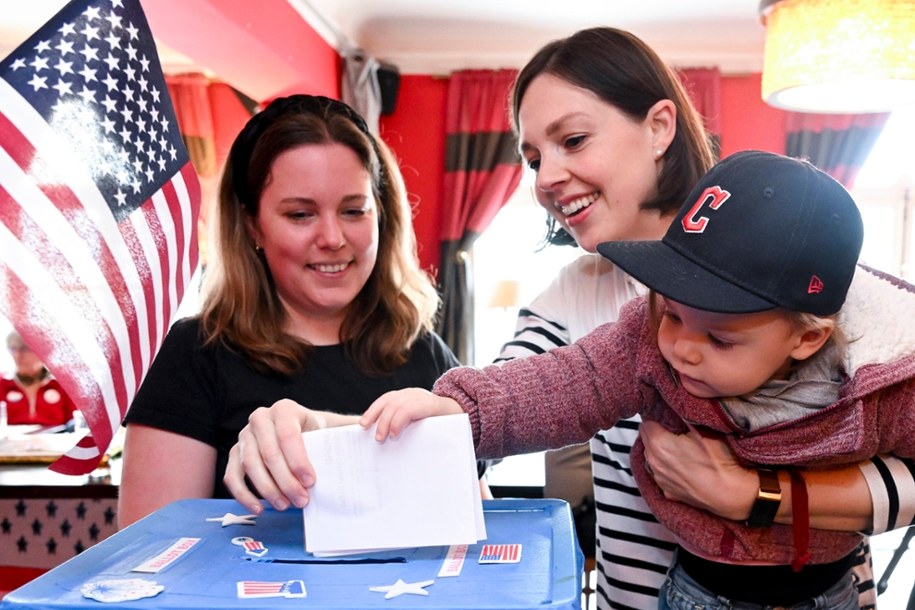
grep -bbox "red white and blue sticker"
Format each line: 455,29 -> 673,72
231,536 -> 268,557
236,580 -> 307,599
478,543 -> 522,563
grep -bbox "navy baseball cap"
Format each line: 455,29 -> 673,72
596,150 -> 863,315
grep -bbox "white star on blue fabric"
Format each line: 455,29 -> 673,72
369,578 -> 435,599
205,512 -> 257,527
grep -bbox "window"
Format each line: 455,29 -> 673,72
852,107 -> 915,280
471,175 -> 582,367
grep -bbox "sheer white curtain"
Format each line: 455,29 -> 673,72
341,48 -> 382,135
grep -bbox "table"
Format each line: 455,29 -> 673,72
1,498 -> 583,609
0,455 -> 120,589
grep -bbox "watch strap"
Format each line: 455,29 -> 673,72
746,468 -> 782,528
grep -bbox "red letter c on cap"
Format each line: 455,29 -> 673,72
682,186 -> 731,233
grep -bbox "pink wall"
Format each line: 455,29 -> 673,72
145,0 -> 340,102
719,73 -> 789,158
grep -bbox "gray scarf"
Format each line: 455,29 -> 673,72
719,341 -> 843,432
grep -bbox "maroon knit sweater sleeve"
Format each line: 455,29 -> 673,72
432,297 -> 650,459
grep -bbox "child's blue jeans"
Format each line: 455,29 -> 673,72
659,550 -> 858,610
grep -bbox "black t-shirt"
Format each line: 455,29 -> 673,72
124,317 -> 460,497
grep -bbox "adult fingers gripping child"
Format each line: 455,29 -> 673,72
640,420 -> 758,522
361,388 -> 463,441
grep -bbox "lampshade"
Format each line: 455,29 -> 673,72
760,0 -> 915,113
487,279 -> 520,309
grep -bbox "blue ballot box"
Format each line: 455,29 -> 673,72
1,498 -> 583,609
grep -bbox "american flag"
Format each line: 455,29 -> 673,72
236,580 -> 307,599
478,543 -> 522,563
0,0 -> 201,474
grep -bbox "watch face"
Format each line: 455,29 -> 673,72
757,469 -> 782,494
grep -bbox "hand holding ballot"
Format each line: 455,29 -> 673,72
360,388 -> 463,441
227,399 -> 486,555
226,400 -> 362,514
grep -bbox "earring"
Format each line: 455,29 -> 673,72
254,243 -> 263,253
655,149 -> 664,159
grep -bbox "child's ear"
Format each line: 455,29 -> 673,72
789,323 -> 835,362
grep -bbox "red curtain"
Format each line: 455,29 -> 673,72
166,74 -> 257,264
785,112 -> 890,188
166,73 -> 218,178
436,69 -> 522,363
678,67 -> 722,157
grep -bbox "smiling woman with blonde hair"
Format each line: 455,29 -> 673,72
118,95 -> 462,528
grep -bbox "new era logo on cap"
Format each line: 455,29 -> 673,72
597,151 -> 863,315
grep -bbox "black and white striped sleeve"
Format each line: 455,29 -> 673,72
493,307 -> 571,362
859,454 -> 915,534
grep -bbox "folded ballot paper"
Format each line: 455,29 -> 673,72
301,413 -> 486,555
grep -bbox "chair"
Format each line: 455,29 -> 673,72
581,555 -> 596,609
876,526 -> 915,610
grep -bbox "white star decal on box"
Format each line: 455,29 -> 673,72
205,513 -> 257,527
369,578 -> 435,599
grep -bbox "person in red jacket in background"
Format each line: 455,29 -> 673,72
1,330 -> 77,427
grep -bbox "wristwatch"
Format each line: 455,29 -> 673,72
746,468 -> 782,528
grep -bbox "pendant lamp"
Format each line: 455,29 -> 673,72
760,0 -> 915,113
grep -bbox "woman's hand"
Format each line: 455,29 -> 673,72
639,420 -> 757,521
360,388 -> 462,441
224,399 -> 331,515
641,420 -> 876,531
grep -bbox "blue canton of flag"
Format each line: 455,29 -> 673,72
2,0 -> 187,219
0,0 -> 201,474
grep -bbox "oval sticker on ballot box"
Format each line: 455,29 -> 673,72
81,578 -> 165,603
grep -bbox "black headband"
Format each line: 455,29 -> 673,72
230,95 -> 373,206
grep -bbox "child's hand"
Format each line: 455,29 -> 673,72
360,388 -> 462,441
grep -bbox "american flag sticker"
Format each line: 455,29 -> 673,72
243,539 -> 268,557
236,580 -> 307,599
478,543 -> 522,564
